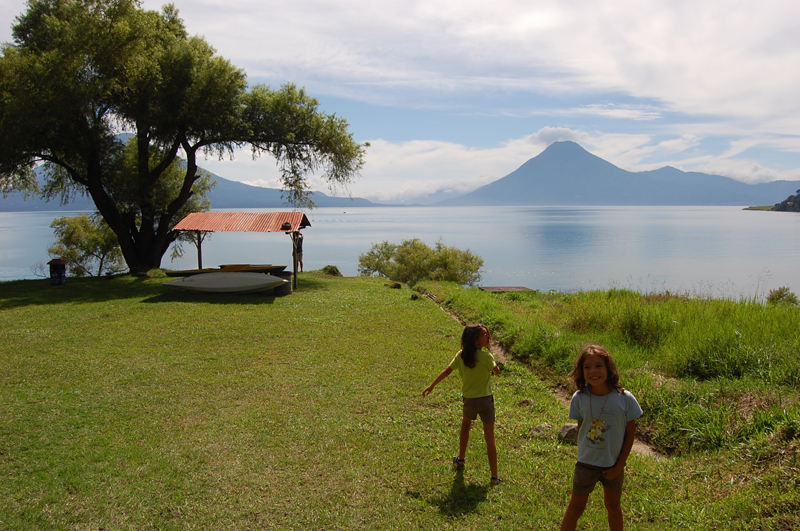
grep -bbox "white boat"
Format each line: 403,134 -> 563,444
163,272 -> 288,293
165,264 -> 287,277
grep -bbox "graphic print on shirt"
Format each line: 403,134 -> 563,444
585,406 -> 616,445
586,417 -> 607,444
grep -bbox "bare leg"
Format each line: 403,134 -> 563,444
458,417 -> 471,459
483,422 -> 498,478
604,487 -> 624,531
560,494 -> 589,531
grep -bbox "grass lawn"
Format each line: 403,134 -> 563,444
0,272 -> 797,529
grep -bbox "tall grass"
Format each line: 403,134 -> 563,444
424,282 -> 800,455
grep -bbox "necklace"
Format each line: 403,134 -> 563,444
585,389 -> 611,444
589,390 -> 610,424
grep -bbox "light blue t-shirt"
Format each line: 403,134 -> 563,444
568,389 -> 643,468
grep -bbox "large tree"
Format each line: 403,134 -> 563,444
0,0 -> 366,272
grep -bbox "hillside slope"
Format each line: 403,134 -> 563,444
438,141 -> 800,206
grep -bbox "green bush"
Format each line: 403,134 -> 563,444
618,306 -> 671,348
48,214 -> 126,277
639,382 -> 800,454
767,286 -> 799,306
358,238 -> 483,287
512,323 -> 575,373
320,265 -> 343,276
672,333 -> 753,380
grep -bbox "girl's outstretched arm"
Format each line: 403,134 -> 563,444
422,366 -> 453,396
603,420 -> 636,480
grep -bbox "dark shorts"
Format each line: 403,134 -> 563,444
462,395 -> 495,424
571,461 -> 625,496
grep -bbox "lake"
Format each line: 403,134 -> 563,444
1,206 -> 799,299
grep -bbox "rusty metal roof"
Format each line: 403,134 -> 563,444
173,212 -> 311,233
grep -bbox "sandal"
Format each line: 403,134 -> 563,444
490,476 -> 503,485
452,456 -> 465,469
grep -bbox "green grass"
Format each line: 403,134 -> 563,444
430,284 -> 800,453
1,274 -> 798,529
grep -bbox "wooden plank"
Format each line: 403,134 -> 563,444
478,286 -> 533,293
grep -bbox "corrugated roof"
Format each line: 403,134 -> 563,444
173,212 -> 311,233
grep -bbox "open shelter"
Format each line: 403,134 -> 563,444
173,211 -> 311,289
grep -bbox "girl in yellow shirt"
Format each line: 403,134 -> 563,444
423,323 -> 502,485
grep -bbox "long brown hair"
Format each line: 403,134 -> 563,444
460,323 -> 487,369
570,343 -> 623,392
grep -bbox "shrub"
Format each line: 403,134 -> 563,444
320,265 -> 342,276
48,214 -> 126,277
618,306 -> 671,348
512,323 -> 575,373
429,241 -> 484,286
766,286 -> 799,307
671,333 -> 755,380
358,238 -> 483,287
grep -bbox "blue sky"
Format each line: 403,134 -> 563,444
3,0 -> 800,204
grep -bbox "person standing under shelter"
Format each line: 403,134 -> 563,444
293,231 -> 304,272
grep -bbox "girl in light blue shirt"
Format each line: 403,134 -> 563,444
561,344 -> 643,531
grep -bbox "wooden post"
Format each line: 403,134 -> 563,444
291,231 -> 298,290
196,231 -> 203,269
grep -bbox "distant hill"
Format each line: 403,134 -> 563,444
437,141 -> 800,206
208,174 -> 378,208
0,190 -> 96,212
0,172 -> 378,212
772,188 -> 800,212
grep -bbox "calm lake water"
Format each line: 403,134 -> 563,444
2,206 -> 799,299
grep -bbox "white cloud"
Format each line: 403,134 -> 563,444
692,160 -> 793,185
7,0 -> 800,127
136,1 -> 800,125
4,0 -> 800,194
197,150 -> 283,186
521,127 -> 589,148
565,104 -> 663,121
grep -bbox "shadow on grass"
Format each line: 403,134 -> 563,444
0,274 -> 333,309
141,290 -> 283,304
432,468 -> 490,517
141,276 -> 333,304
0,275 -> 158,310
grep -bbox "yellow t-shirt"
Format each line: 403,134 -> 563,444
449,348 -> 497,398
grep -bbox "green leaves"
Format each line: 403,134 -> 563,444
358,239 -> 484,287
48,213 -> 126,277
243,83 -> 366,208
1,0 -> 365,271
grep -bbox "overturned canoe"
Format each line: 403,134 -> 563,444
165,264 -> 287,277
162,272 -> 288,293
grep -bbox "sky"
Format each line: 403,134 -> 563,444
2,0 -> 800,204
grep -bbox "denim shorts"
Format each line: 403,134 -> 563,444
571,461 -> 625,496
462,395 -> 495,424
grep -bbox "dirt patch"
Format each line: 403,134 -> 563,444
489,339 -> 509,363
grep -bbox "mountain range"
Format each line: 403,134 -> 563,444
2,141 -> 799,211
0,173 -> 377,212
436,141 -> 800,206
